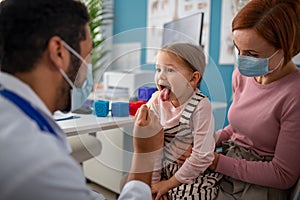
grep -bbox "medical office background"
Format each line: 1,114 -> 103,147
99,0 -> 300,130
62,0 -> 300,196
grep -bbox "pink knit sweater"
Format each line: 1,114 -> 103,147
215,68 -> 300,189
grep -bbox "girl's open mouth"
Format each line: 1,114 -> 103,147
159,84 -> 171,101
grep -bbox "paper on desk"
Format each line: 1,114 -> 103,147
53,111 -> 79,121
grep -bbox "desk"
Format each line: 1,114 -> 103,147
57,114 -> 134,194
57,101 -> 227,136
57,114 -> 134,136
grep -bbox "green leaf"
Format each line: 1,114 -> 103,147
79,0 -> 113,80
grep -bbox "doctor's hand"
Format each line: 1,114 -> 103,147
127,105 -> 164,186
133,105 -> 164,153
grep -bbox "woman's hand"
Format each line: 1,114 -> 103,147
176,144 -> 192,165
209,152 -> 219,171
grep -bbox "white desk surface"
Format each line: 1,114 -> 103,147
57,114 -> 134,136
57,101 -> 227,136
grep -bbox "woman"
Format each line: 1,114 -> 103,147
209,0 -> 300,199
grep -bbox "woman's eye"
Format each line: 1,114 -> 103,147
156,68 -> 161,72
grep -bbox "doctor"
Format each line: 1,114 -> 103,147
0,0 -> 162,199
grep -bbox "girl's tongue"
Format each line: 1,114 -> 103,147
160,87 -> 171,101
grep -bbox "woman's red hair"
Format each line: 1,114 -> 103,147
232,0 -> 300,64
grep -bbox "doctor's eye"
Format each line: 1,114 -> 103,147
156,68 -> 161,72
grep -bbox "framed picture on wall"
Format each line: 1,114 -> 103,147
146,0 -> 211,64
219,0 -> 250,65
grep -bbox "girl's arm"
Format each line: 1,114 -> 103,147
175,97 -> 215,184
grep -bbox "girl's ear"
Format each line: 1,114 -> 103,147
190,71 -> 201,88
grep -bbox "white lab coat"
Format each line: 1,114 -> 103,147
0,72 -> 151,200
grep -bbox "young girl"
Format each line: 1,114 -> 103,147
148,43 -> 222,200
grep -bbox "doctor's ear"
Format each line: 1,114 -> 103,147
48,36 -> 70,71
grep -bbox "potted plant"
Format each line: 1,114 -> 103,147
80,0 -> 113,82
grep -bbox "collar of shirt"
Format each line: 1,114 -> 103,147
0,72 -> 71,153
0,72 -> 52,117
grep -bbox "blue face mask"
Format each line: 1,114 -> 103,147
58,41 -> 93,111
236,50 -> 283,77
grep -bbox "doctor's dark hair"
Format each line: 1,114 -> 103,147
232,0 -> 300,66
0,0 -> 90,73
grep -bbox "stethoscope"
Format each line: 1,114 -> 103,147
0,84 -> 58,139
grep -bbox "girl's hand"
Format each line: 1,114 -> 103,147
151,181 -> 171,200
151,176 -> 181,200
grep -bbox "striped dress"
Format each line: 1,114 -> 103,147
160,91 -> 222,199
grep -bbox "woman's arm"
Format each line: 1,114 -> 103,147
211,98 -> 300,189
215,125 -> 234,147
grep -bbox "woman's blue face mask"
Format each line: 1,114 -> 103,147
236,50 -> 283,77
